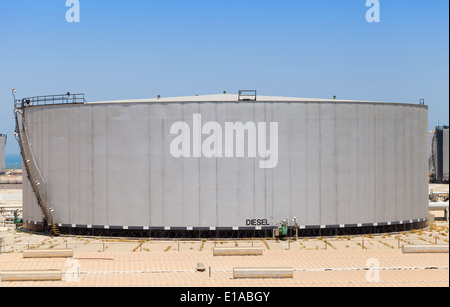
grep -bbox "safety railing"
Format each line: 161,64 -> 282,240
11,92 -> 86,235
14,93 -> 86,109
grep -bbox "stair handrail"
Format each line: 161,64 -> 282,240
14,108 -> 57,235
21,118 -> 47,194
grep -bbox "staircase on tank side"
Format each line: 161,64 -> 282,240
14,107 -> 60,236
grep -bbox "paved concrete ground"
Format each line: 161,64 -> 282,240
429,184 -> 449,194
0,184 -> 22,208
0,171 -> 22,185
0,222 -> 448,287
0,249 -> 447,287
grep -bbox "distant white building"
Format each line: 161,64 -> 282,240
0,134 -> 6,173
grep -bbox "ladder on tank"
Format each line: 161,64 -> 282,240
13,106 -> 60,236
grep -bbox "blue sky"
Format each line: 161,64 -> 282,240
0,0 -> 448,154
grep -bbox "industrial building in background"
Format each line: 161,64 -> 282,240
429,126 -> 449,184
0,134 -> 6,174
14,92 -> 430,238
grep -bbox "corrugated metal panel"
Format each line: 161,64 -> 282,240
429,130 -> 436,175
443,129 -> 449,182
0,135 -> 6,173
22,100 -> 429,230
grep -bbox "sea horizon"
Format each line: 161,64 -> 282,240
5,153 -> 22,169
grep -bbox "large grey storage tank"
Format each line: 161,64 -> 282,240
443,128 -> 449,182
0,134 -> 6,174
428,127 -> 449,183
18,94 -> 430,237
428,130 -> 437,179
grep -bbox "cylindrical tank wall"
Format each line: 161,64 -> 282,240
443,129 -> 449,182
428,130 -> 436,177
429,128 -> 450,183
22,101 -> 429,232
0,135 -> 6,173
